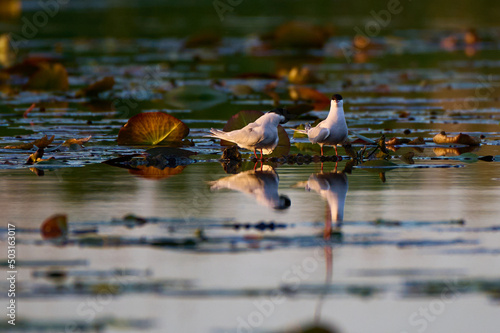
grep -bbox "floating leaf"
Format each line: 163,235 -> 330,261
75,77 -> 115,98
4,142 -> 34,150
4,134 -> 55,150
117,112 -> 189,145
63,135 -> 92,147
433,132 -> 481,146
41,214 -> 68,240
386,137 -> 410,145
25,62 -> 68,91
409,137 -> 426,145
33,135 -> 55,148
221,110 -> 290,157
26,147 -> 44,165
164,85 -> 228,110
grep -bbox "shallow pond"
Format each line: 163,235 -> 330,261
1,1 -> 500,333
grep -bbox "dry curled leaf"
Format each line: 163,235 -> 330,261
433,131 -> 481,146
63,135 -> 92,147
33,135 -> 55,148
385,137 -> 410,145
41,214 -> 68,239
409,137 -> 426,145
4,135 -> 54,150
26,147 -> 44,165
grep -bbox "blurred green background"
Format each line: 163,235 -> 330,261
1,0 -> 500,38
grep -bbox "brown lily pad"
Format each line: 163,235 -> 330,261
117,112 -> 189,145
41,214 -> 68,240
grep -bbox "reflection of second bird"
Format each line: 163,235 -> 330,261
209,165 -> 291,210
298,172 -> 348,224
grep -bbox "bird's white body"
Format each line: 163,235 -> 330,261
209,165 -> 289,209
296,99 -> 348,155
209,113 -> 285,155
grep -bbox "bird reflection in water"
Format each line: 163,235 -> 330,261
209,165 -> 291,210
297,168 -> 349,323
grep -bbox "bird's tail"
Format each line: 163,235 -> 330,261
207,128 -> 229,140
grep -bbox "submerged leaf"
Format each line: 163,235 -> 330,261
222,110 -> 290,157
41,214 -> 68,240
75,76 -> 115,98
25,63 -> 68,91
128,165 -> 186,180
433,132 -> 481,146
117,112 -> 189,145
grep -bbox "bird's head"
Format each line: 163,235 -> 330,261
331,94 -> 343,107
268,107 -> 291,124
274,194 -> 291,210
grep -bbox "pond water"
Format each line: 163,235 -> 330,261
1,1 -> 500,333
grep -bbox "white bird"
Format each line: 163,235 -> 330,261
295,94 -> 348,156
209,165 -> 291,210
209,108 -> 290,159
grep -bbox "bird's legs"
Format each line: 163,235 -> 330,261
253,149 -> 259,159
260,149 -> 263,160
334,145 -> 338,157
320,145 -> 324,156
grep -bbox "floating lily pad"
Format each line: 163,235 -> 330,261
117,112 -> 189,145
41,214 -> 68,239
221,110 -> 290,157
